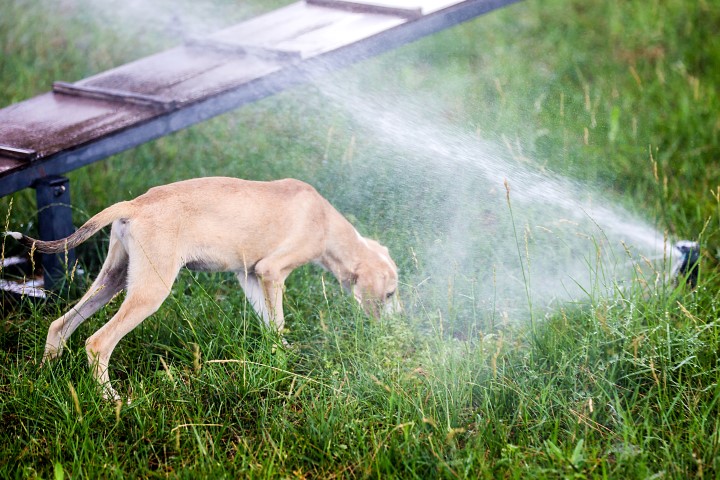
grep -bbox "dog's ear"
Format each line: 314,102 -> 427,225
341,271 -> 359,292
352,283 -> 363,305
350,263 -> 369,304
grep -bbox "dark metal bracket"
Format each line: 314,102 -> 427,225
33,175 -> 76,291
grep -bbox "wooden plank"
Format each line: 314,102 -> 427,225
75,46 -> 282,105
0,145 -> 37,161
156,57 -> 284,103
274,10 -> 407,57
0,92 -> 157,160
185,37 -> 303,63
53,82 -> 176,110
77,48 -> 234,96
203,3 -> 350,61
211,2 -> 406,59
307,0 -> 463,15
208,3 -> 350,48
306,0 -> 423,18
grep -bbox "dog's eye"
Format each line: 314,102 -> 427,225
386,290 -> 395,299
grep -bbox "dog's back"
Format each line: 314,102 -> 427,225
125,177 -> 331,271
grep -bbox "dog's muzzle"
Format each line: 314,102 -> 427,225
383,294 -> 402,316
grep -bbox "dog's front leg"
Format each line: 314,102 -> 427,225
252,259 -> 291,333
261,278 -> 285,332
236,270 -> 286,332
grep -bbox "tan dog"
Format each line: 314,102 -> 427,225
8,177 -> 399,400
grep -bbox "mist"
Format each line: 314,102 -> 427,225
310,78 -> 667,325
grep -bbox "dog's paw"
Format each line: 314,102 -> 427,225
271,336 -> 291,351
101,384 -> 123,403
40,351 -> 61,366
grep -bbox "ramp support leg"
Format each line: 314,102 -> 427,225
34,175 -> 76,291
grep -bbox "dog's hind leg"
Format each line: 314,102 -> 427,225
43,232 -> 129,363
84,252 -> 180,401
236,271 -> 272,326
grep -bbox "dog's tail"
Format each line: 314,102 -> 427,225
5,201 -> 133,254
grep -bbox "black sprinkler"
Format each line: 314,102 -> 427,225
672,240 -> 700,289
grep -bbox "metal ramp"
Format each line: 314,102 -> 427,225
0,0 -> 519,288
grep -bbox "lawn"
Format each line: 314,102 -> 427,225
1,0 -> 719,478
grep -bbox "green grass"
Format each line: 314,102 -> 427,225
2,0 -> 720,478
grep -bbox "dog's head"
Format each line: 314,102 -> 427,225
351,238 -> 400,317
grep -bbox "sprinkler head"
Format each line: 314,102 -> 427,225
672,240 -> 700,289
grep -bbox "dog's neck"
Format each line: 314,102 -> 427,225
318,213 -> 369,288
